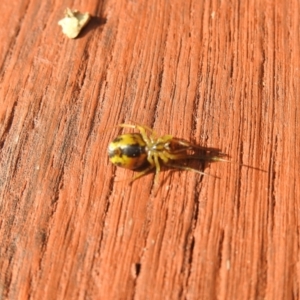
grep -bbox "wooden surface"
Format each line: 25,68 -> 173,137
0,0 -> 299,299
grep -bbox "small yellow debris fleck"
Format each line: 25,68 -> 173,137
58,8 -> 91,39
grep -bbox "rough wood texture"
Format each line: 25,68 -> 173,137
1,0 -> 299,299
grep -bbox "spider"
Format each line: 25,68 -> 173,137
108,124 -> 229,185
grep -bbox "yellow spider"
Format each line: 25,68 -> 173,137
108,124 -> 229,185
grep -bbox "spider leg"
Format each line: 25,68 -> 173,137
170,137 -> 223,153
163,150 -> 229,163
118,123 -> 156,143
155,134 -> 174,144
130,165 -> 155,184
157,151 -> 220,178
164,148 -> 191,155
129,154 -> 162,185
165,162 -> 219,179
153,154 -> 161,185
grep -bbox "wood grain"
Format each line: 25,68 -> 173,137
0,0 -> 299,299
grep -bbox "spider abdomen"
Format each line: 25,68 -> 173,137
108,133 -> 149,170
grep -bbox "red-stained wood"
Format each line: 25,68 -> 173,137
0,0 -> 299,299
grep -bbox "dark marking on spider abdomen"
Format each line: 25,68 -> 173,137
108,133 -> 149,170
